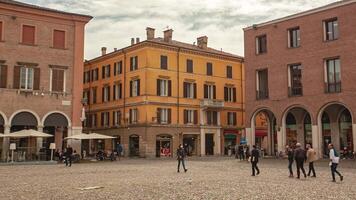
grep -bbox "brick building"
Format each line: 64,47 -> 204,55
83,28 -> 244,157
0,0 -> 92,160
244,0 -> 356,158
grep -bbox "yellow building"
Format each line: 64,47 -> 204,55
83,28 -> 244,157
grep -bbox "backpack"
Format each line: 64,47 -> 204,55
333,148 -> 339,157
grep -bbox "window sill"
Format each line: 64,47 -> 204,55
288,46 -> 300,49
323,38 -> 338,43
51,46 -> 68,50
19,43 -> 37,46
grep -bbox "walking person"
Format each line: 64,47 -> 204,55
116,142 -> 123,160
239,145 -> 244,161
286,145 -> 294,177
294,143 -> 306,179
306,144 -> 317,177
65,145 -> 73,167
177,144 -> 188,173
234,144 -> 239,159
251,145 -> 260,176
328,143 -> 343,182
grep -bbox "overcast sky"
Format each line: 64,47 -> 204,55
23,0 -> 338,60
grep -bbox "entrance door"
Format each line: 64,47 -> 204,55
323,136 -> 331,156
183,135 -> 198,156
129,135 -> 140,157
205,133 -> 214,155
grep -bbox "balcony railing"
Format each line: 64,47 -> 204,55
288,86 -> 303,97
256,90 -> 268,100
325,82 -> 341,93
200,99 -> 224,108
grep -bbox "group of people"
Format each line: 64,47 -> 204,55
55,145 -> 73,167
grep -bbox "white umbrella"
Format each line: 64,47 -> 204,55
3,129 -> 53,138
0,134 -> 5,137
65,133 -> 115,140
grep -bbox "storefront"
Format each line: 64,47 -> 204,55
156,135 -> 172,157
255,129 -> 267,150
223,130 -> 240,155
183,134 -> 199,156
129,135 -> 140,157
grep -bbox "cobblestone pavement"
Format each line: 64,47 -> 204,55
0,157 -> 355,200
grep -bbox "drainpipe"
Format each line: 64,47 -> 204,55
176,47 -> 181,147
123,50 -> 127,155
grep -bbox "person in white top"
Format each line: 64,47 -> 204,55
328,143 -> 343,182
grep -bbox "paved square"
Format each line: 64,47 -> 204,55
0,158 -> 355,200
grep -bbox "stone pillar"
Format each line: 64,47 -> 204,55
68,126 -> 82,154
214,129 -> 221,155
200,130 -> 205,156
200,109 -> 205,125
353,124 -> 356,153
37,126 -> 44,156
277,127 -> 284,153
311,125 -> 321,158
267,123 -> 272,156
245,128 -> 252,147
330,122 -> 339,150
1,125 -> 10,161
217,112 -> 221,126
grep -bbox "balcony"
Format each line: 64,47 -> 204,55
256,90 -> 268,100
200,99 -> 224,109
325,82 -> 341,93
288,86 -> 303,97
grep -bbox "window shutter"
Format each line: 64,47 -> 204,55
213,85 -> 216,99
55,69 -> 64,92
101,113 -> 104,126
213,112 -> 217,125
22,25 -> 35,45
119,61 -> 122,74
33,68 -> 40,90
118,111 -> 121,125
129,109 -> 132,124
233,88 -> 237,102
233,112 -> 237,125
135,56 -> 138,70
137,79 -> 140,96
108,86 -> 110,101
108,65 -> 111,77
168,80 -> 172,96
119,83 -> 122,99
157,108 -> 161,123
130,80 -> 133,97
168,109 -> 171,124
130,57 -> 133,71
157,79 -> 161,96
183,82 -> 187,98
224,87 -> 228,101
13,66 -> 21,89
184,110 -> 188,124
193,83 -> 197,98
102,66 -> 105,79
102,87 -> 104,102
114,63 -> 117,76
0,65 -> 7,88
194,110 -> 198,124
113,111 -> 116,126
90,70 -> 94,81
204,84 -> 208,98
113,85 -> 116,100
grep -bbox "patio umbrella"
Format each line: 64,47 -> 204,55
0,134 -> 5,137
3,129 -> 53,138
64,133 -> 115,140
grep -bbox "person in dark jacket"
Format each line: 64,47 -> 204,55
65,145 -> 73,167
294,143 -> 306,179
286,145 -> 294,177
177,144 -> 188,173
251,145 -> 260,176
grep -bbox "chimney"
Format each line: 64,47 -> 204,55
197,36 -> 208,49
101,47 -> 107,56
163,29 -> 173,43
136,37 -> 140,43
131,38 -> 135,45
146,27 -> 155,40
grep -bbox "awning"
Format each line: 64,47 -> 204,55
65,133 -> 115,140
224,134 -> 236,139
3,129 -> 53,138
255,130 -> 267,137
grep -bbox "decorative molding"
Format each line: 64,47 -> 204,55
49,64 -> 69,69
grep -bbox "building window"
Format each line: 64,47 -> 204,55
157,79 -> 171,97
227,112 -> 237,126
114,61 -> 122,75
0,65 -> 7,88
20,67 -> 34,90
130,79 -> 140,97
204,84 -> 216,99
184,110 -> 198,124
0,21 -> 3,41
186,59 -> 193,73
288,64 -> 303,96
53,29 -> 65,49
206,62 -> 213,76
22,25 -> 35,45
113,82 -> 122,100
256,69 -> 268,100
51,68 -> 65,92
206,111 -> 218,125
101,112 -> 110,127
129,108 -> 138,124
161,55 -> 168,70
183,82 -> 196,99
130,56 -> 138,71
226,66 -> 233,79
256,35 -> 267,54
90,113 -> 97,128
83,90 -> 90,104
224,87 -> 236,102
83,71 -> 90,83
324,18 -> 338,41
157,108 -> 171,124
113,110 -> 121,126
102,65 -> 110,79
102,85 -> 110,102
288,27 -> 300,48
325,58 -> 341,93
91,68 -> 99,81
91,87 -> 97,104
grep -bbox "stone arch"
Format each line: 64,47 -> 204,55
0,111 -> 8,126
9,109 -> 41,127
317,101 -> 354,124
42,111 -> 71,127
281,104 -> 314,125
